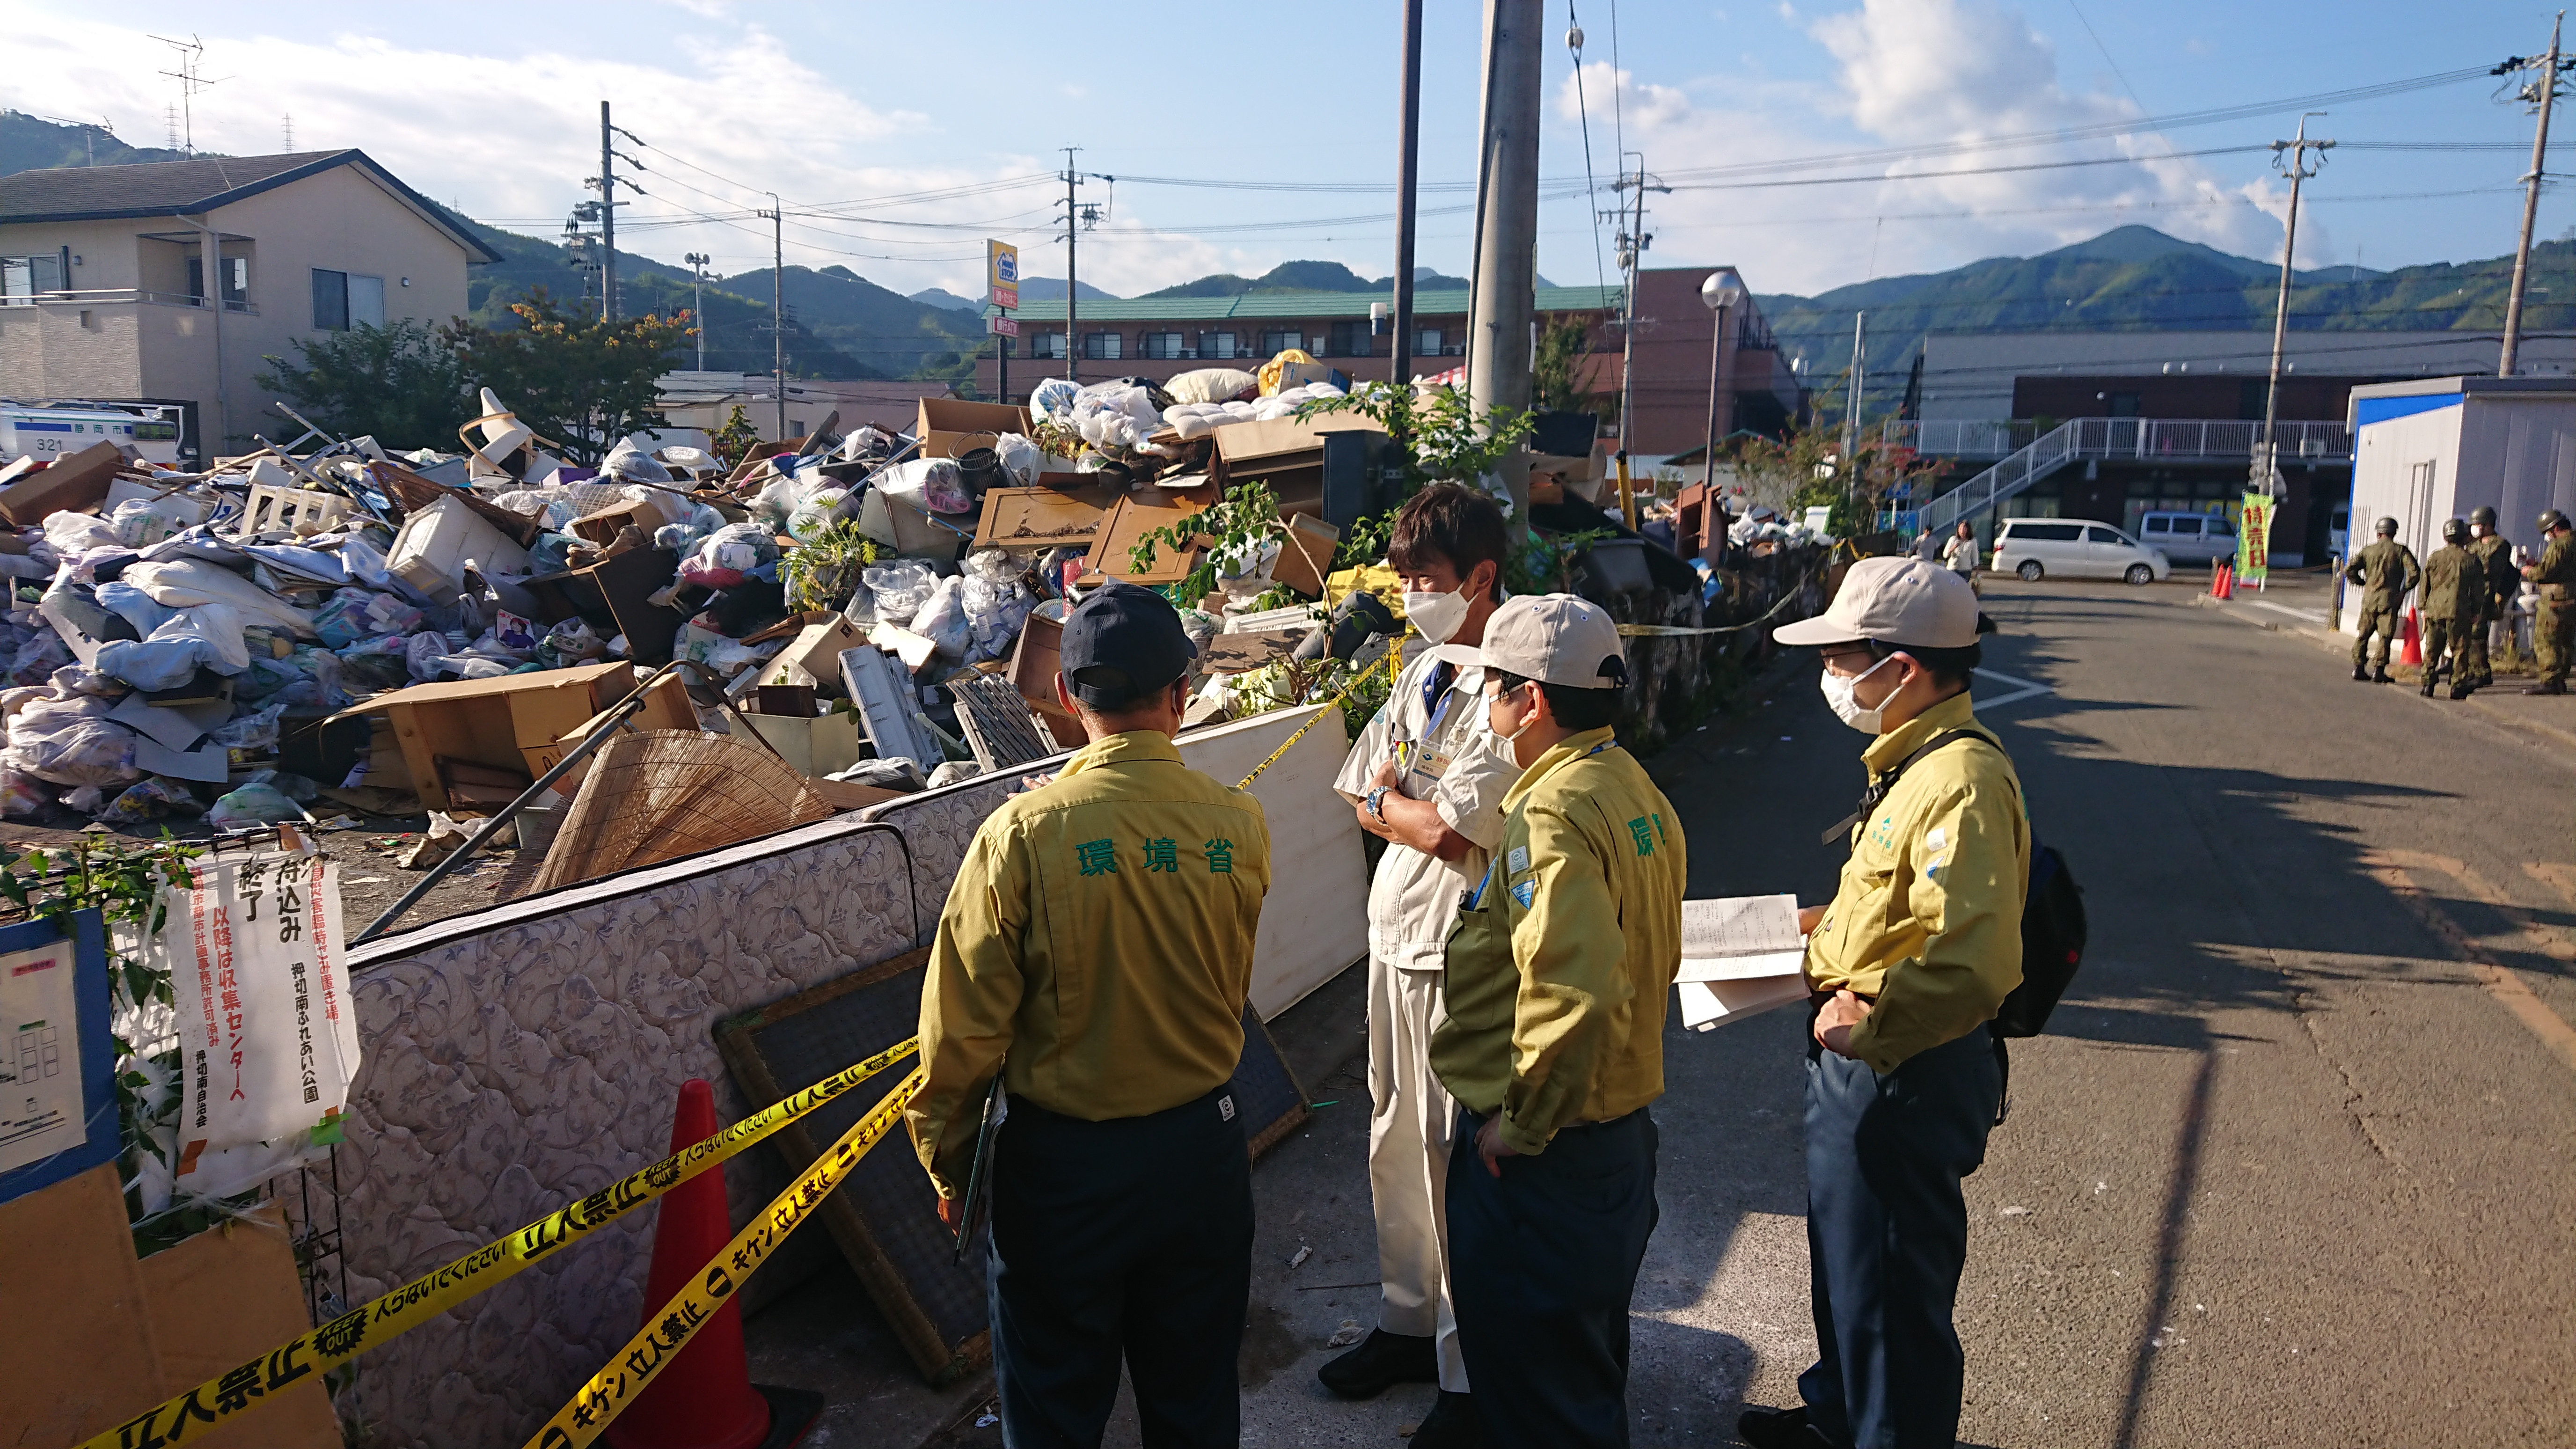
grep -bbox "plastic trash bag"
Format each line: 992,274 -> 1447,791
93,776 -> 203,826
827,757 -> 925,792
787,487 -> 855,544
94,579 -> 177,637
107,498 -> 187,548
926,761 -> 983,789
8,628 -> 72,688
600,438 -> 674,483
312,588 -> 424,648
1029,377 -> 1081,421
875,458 -> 974,515
405,631 -> 451,682
995,433 -> 1043,488
336,634 -> 413,692
911,575 -> 971,659
43,510 -> 122,557
680,522 -> 779,590
862,558 -> 940,626
653,501 -> 727,556
537,618 -> 607,669
209,703 -> 289,753
530,532 -> 583,574
0,768 -> 48,817
3,716 -> 139,788
206,781 -> 304,832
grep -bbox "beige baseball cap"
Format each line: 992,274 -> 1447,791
1774,556 -> 1980,649
1478,593 -> 1629,688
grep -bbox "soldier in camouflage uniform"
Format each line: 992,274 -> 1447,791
2523,509 -> 2576,695
2418,519 -> 2482,699
2344,517 -> 2420,684
2464,505 -> 2512,688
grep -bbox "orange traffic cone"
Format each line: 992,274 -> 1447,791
605,1080 -> 822,1449
2211,561 -> 2233,600
2399,607 -> 2424,668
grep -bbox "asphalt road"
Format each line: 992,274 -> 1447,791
909,574 -> 2576,1448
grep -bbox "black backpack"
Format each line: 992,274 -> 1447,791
1830,727 -> 2088,1119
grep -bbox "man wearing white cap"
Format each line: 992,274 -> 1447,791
1431,593 -> 1686,1449
1742,557 -> 2030,1449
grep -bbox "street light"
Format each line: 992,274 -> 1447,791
1699,270 -> 1747,547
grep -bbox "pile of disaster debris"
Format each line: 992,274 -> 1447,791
0,350 -> 1704,892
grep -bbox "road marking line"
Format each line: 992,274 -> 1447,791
1971,668 -> 2054,709
2245,600 -> 2330,624
2365,850 -> 2576,1076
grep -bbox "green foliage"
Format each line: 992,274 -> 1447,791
1130,480 -> 1282,606
253,319 -> 473,451
1298,383 -> 1538,499
710,405 -> 762,471
1506,527 -> 1616,596
438,287 -> 690,466
781,520 -> 881,612
1531,315 -> 1600,417
1335,510 -> 1395,572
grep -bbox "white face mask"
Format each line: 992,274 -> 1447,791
1487,684 -> 1537,746
1820,653 -> 1900,735
1403,579 -> 1476,645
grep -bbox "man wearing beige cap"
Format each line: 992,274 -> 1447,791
1431,593 -> 1686,1449
1742,557 -> 2029,1449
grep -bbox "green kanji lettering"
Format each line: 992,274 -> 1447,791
1143,838 -> 1179,873
1203,838 -> 1235,874
1076,838 -> 1118,876
1627,816 -> 1655,857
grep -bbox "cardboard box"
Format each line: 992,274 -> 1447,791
533,672 -> 699,789
0,440 -> 128,526
1076,494 -> 1209,587
134,1204 -> 343,1448
566,495 -> 680,546
738,709 -> 864,777
331,661 -> 674,813
754,615 -> 870,694
1271,514 -> 1339,599
971,484 -> 1119,553
916,397 -> 1034,465
806,776 -> 912,812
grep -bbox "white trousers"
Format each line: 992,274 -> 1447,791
1366,953 -> 1469,1392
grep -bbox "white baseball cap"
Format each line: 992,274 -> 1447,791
1774,556 -> 1981,649
1478,593 -> 1629,688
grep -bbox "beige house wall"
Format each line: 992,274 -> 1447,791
0,161 -> 478,454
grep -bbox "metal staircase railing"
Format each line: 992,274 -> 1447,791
1907,417 -> 2356,533
1917,420 -> 2083,534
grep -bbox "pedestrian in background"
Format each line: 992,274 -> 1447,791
1742,558 -> 2030,1449
907,583 -> 1272,1449
2524,509 -> 2576,695
1941,520 -> 1981,594
2419,519 -> 2482,700
1434,594 -> 1685,1449
1324,484 -> 1519,1446
2465,505 -> 2512,690
2345,518 -> 2420,684
1910,528 -> 1943,564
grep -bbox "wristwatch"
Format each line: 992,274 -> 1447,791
1365,785 -> 1393,820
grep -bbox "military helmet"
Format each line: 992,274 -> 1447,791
2443,517 -> 2469,543
2471,505 -> 2498,528
2542,509 -> 2571,533
2375,517 -> 2399,536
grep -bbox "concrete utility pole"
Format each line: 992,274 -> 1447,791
2258,114 -> 2333,497
1390,0 -> 1425,392
1469,0 -> 1544,528
1841,309 -> 1866,493
684,252 -> 710,370
1062,148 -> 1082,384
765,193 -> 786,440
599,101 -> 618,323
2502,15 -> 2566,378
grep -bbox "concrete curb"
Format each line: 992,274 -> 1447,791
2190,593 -> 2576,753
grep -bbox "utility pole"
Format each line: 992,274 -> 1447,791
1390,0 -> 1425,393
1061,148 -> 1082,384
1607,155 -> 1666,463
1841,309 -> 1866,493
1469,0 -> 1544,529
2258,114 -> 2333,498
598,101 -> 618,323
2501,15 -> 2568,377
763,194 -> 786,440
684,252 -> 710,370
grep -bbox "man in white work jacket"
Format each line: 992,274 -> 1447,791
1325,483 -> 1519,1447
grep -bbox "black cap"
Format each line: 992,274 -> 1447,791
1060,582 -> 1198,709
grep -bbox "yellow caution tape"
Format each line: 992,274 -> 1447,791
76,1037 -> 921,1449
1236,637 -> 1406,790
528,1068 -> 926,1449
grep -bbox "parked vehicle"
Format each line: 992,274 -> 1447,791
0,400 -> 186,467
2327,503 -> 2350,561
2136,510 -> 2238,566
1991,518 -> 2171,585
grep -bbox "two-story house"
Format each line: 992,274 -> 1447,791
0,150 -> 498,459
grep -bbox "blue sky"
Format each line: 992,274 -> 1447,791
7,1 -> 2572,299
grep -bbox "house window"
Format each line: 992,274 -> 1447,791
1140,331 -> 1186,359
1258,328 -> 1301,356
1083,331 -> 1122,360
1032,332 -> 1067,359
310,268 -> 384,330
1414,328 -> 1443,355
1,254 -> 65,298
187,255 -> 248,306
1200,331 -> 1238,359
1326,321 -> 1373,358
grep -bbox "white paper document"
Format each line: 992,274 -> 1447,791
0,939 -> 86,1175
1675,894 -> 1812,1031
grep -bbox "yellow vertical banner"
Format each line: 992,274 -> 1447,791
2238,492 -> 2272,585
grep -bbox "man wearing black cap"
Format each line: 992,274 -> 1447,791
907,582 -> 1273,1447
2524,509 -> 2575,694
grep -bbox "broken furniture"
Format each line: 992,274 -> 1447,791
529,727 -> 835,893
521,544 -> 689,665
328,660 -> 693,815
1208,414 -> 1394,533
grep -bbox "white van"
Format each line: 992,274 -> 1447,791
1991,519 -> 2171,585
2136,510 -> 2236,566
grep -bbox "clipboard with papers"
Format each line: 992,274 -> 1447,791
1676,893 -> 1814,1031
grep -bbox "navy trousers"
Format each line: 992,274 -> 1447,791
987,1086 -> 1252,1449
1799,1017 -> 2001,1449
1447,1106 -> 1660,1449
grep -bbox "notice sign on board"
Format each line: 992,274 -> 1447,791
988,239 -> 1019,311
989,315 -> 1020,337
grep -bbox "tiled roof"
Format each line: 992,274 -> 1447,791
989,284 -> 1622,324
0,150 -> 501,262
